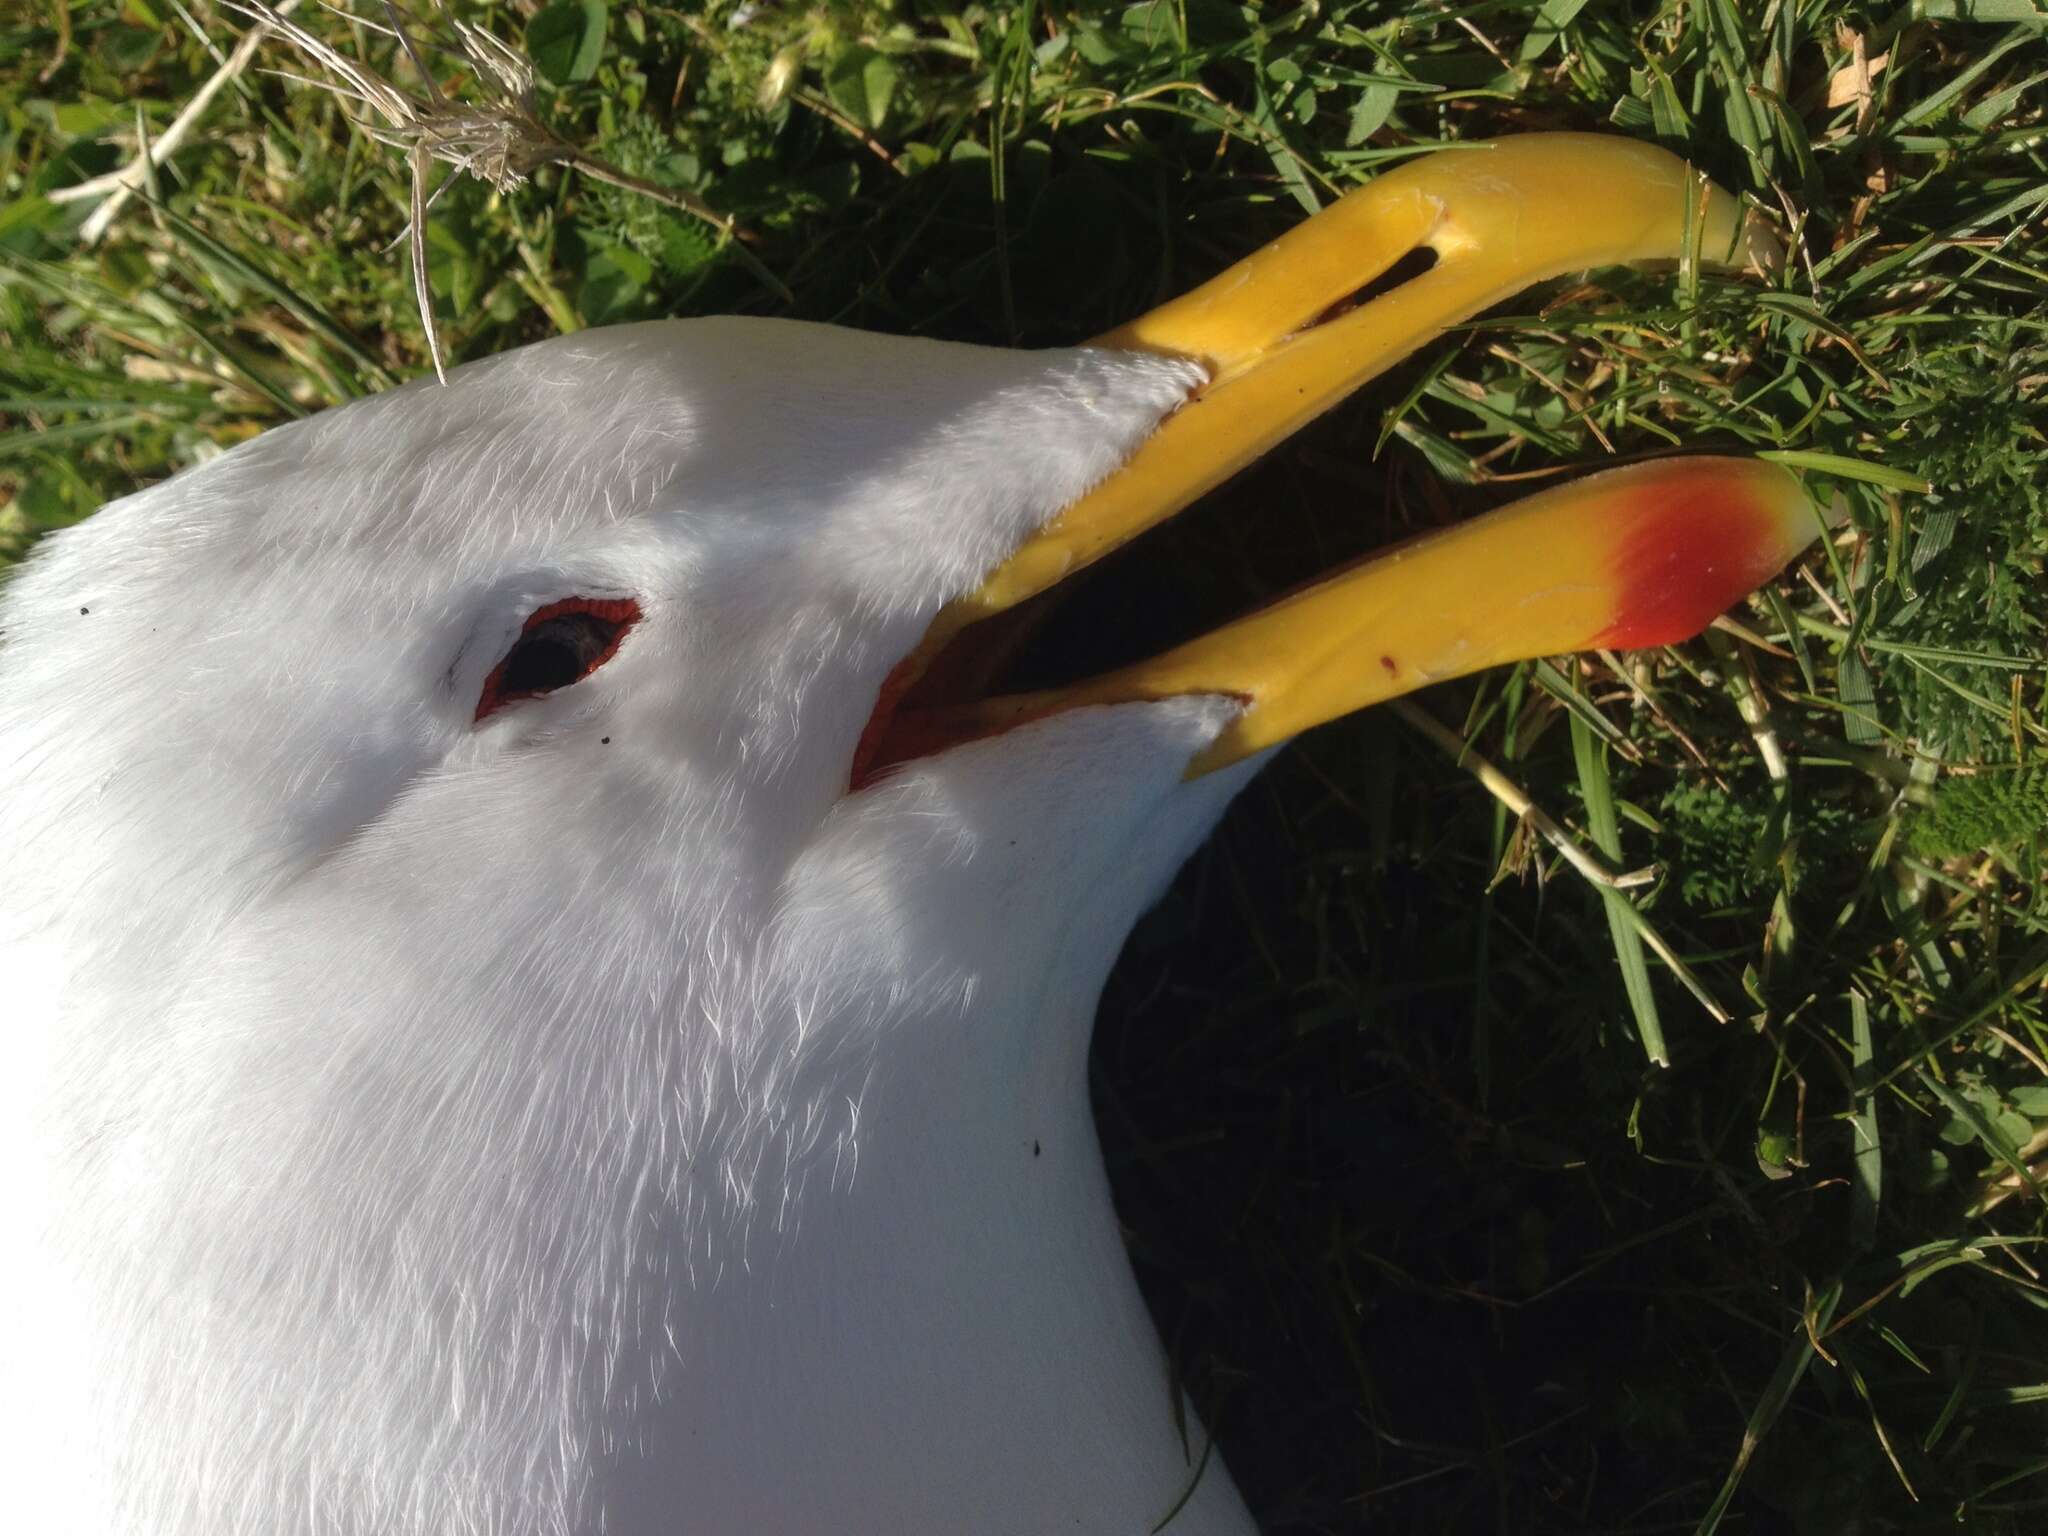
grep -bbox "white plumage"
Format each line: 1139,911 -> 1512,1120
1,319 -> 1269,1534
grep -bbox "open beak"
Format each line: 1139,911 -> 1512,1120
853,134 -> 1817,787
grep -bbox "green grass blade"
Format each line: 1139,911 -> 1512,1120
1570,706 -> 1667,1067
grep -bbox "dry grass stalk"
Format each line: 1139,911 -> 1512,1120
230,0 -> 782,381
54,2 -> 306,244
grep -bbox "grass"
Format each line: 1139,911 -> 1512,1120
5,1 -> 2047,1530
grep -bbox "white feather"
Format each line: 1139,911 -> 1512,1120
0,318 -> 1265,1534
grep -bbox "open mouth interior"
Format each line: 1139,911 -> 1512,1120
848,232 -> 1466,793
849,411 -> 1412,791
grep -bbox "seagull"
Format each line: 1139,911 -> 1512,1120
1,136 -> 1819,1536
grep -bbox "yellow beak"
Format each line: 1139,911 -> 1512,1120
856,135 -> 1817,786
893,455 -> 1815,774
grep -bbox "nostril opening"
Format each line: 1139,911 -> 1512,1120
1302,246 -> 1440,332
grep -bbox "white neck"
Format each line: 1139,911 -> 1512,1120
594,984 -> 1251,1534
583,703 -> 1262,1533
8,674 -> 1259,1535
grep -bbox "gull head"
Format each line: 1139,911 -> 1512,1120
0,317 -> 1238,1534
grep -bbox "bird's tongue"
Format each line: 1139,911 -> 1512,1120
851,134 -> 1820,790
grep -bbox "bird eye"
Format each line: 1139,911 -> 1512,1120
474,597 -> 641,722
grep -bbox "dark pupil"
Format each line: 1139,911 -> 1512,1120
501,613 -> 619,697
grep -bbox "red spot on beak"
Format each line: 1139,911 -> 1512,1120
1596,480 -> 1788,650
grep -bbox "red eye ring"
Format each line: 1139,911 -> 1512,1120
474,596 -> 642,723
